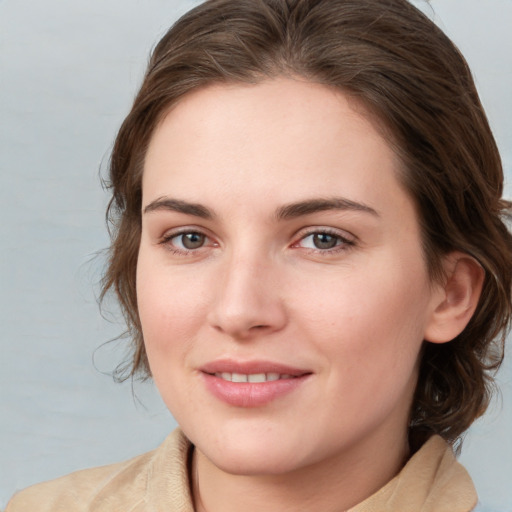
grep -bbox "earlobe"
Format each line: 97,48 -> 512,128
424,253 -> 485,344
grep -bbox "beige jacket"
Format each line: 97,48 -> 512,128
6,429 -> 477,512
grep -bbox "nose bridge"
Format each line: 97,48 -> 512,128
208,245 -> 286,338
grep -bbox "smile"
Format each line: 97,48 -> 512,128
213,372 -> 295,382
200,361 -> 311,407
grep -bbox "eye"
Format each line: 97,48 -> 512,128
161,230 -> 212,253
176,232 -> 206,250
305,233 -> 340,250
294,229 -> 355,253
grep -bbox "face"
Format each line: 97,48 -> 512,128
137,78 -> 441,476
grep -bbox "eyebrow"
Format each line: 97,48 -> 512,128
143,197 -> 214,219
143,196 -> 379,220
275,197 -> 379,220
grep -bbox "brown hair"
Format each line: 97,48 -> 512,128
102,0 -> 512,443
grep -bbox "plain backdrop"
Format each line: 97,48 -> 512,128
1,0 -> 511,510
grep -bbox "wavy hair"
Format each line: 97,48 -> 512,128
102,0 -> 512,443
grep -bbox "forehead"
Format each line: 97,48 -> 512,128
142,78 -> 409,217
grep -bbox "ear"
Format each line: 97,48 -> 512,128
424,252 -> 484,344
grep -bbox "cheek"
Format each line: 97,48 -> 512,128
299,259 -> 429,337
303,281 -> 427,435
297,258 -> 431,382
136,253 -> 205,363
136,258 -> 205,414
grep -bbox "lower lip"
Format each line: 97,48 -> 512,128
201,373 -> 309,407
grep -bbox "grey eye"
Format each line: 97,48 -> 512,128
179,232 -> 206,250
312,233 -> 339,249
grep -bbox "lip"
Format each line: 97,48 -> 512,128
200,359 -> 309,376
199,359 -> 312,408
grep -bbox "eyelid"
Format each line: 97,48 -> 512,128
159,223 -> 213,240
294,225 -> 356,241
159,226 -> 218,254
156,225 -> 356,255
291,226 -> 357,252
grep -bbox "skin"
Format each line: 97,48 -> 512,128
137,78 -> 475,512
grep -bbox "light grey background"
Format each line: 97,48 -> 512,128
1,0 -> 511,510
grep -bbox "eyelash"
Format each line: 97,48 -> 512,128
159,228 -> 356,256
292,228 -> 356,255
159,229 -> 216,256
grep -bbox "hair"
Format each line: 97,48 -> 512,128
101,0 -> 512,443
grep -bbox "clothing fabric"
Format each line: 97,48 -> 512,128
6,428 -> 477,512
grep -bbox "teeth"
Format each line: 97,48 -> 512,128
214,372 -> 294,382
248,373 -> 266,383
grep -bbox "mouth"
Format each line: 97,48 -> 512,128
210,372 -> 297,383
199,360 -> 312,407
200,359 -> 309,380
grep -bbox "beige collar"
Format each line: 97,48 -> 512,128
348,435 -> 477,511
147,430 -> 477,512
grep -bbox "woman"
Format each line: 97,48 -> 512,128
7,0 -> 511,510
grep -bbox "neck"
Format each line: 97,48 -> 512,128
191,428 -> 410,512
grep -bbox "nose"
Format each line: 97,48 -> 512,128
207,252 -> 287,340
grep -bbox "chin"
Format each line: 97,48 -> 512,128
208,446 -> 307,477
190,423 -> 313,476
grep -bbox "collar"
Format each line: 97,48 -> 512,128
147,429 -> 477,512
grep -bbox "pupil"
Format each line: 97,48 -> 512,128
182,233 -> 204,249
313,233 -> 337,249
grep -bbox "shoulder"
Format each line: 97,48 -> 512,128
349,435 -> 478,512
5,429 -> 192,512
5,450 -> 155,512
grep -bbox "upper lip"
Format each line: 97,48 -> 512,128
200,359 -> 311,376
